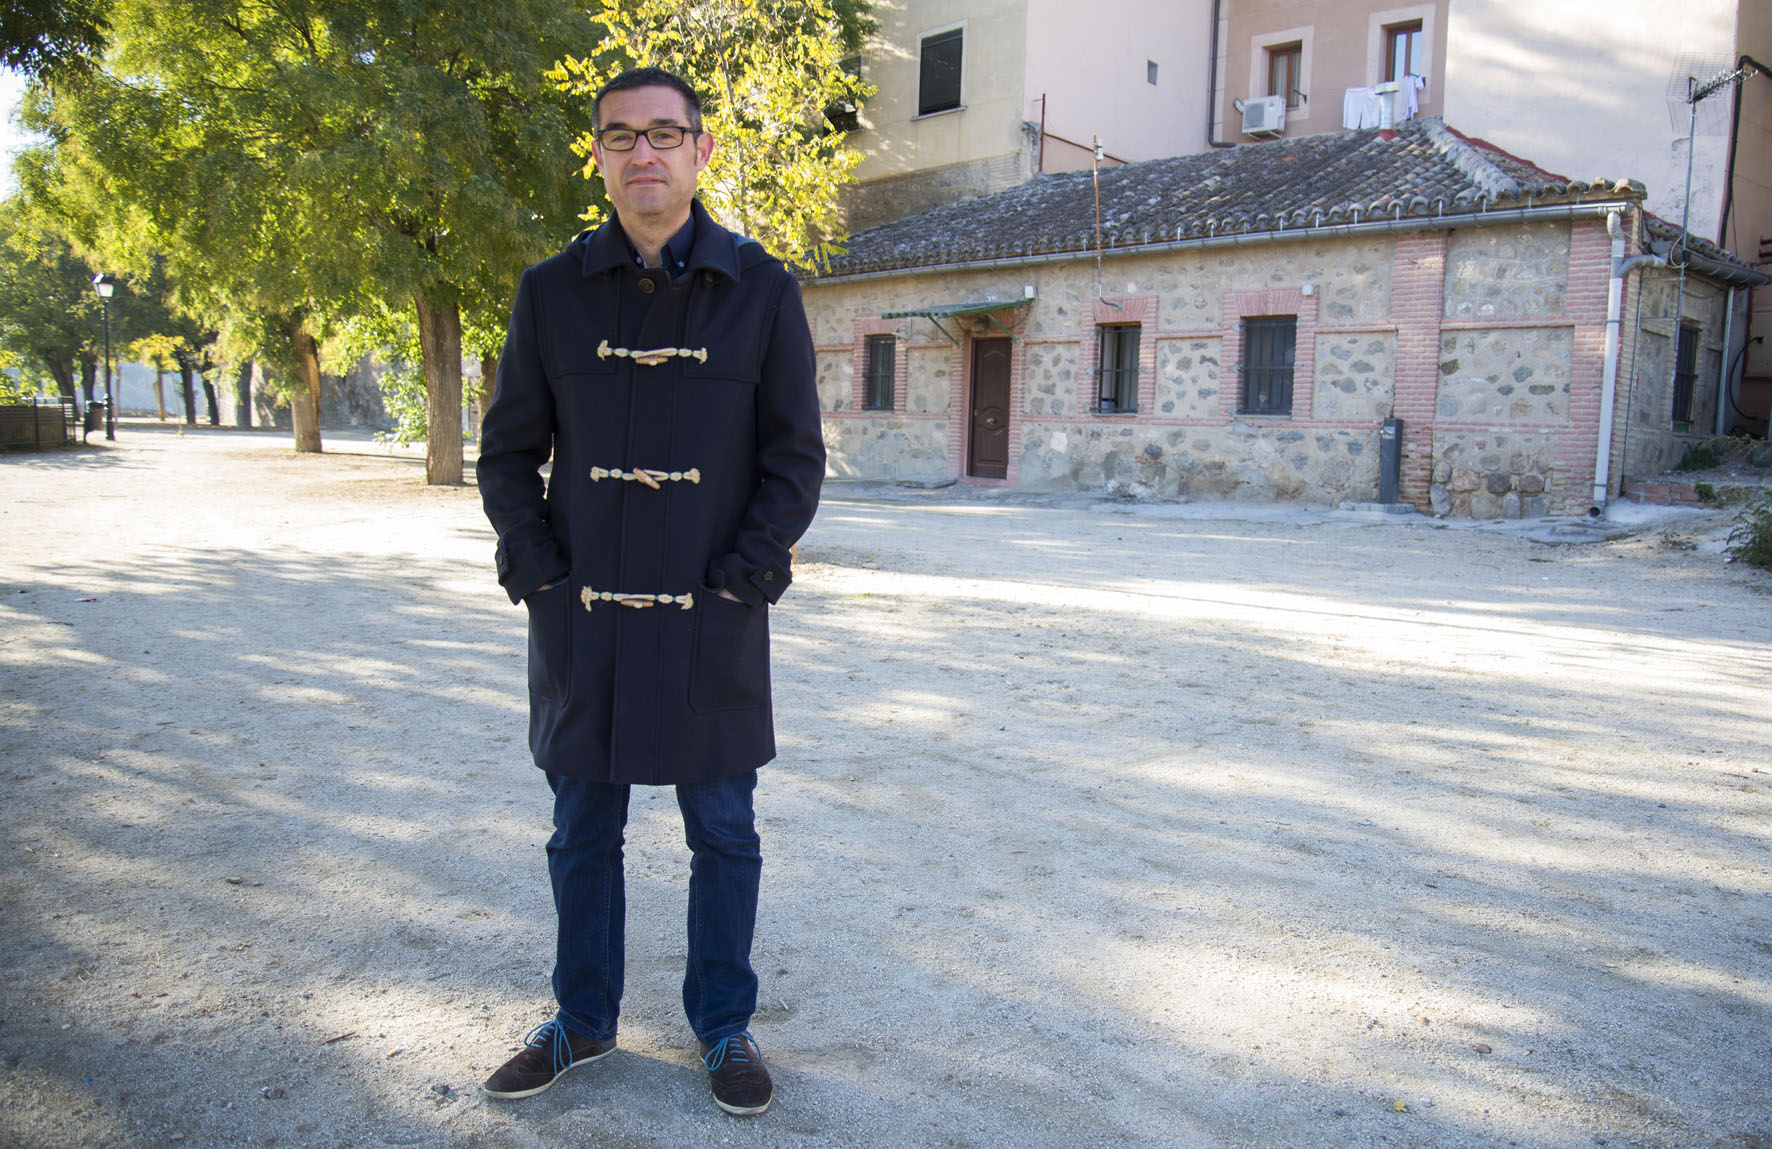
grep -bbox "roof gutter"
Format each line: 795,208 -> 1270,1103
808,202 -> 1642,288
1645,238 -> 1771,288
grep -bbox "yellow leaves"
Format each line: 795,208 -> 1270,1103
552,0 -> 872,270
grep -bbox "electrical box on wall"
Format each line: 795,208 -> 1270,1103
1242,95 -> 1286,137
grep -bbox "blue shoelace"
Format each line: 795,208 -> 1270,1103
524,1019 -> 574,1076
703,1032 -> 760,1072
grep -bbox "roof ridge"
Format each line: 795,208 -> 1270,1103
1418,118 -> 1519,200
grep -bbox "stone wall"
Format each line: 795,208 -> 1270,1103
1620,270 -> 1730,478
1443,223 -> 1569,319
1435,327 -> 1571,422
803,214 -> 1729,518
822,418 -> 950,479
1312,333 -> 1393,421
846,150 -> 1033,232
1429,430 -> 1558,518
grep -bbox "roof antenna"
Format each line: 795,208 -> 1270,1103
1664,55 -> 1746,399
1093,136 -> 1121,307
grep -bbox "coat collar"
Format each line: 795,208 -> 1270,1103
572,199 -> 743,283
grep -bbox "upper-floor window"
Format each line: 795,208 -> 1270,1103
919,27 -> 963,115
825,54 -> 862,133
1384,21 -> 1423,82
1097,325 -> 1140,413
863,334 -> 895,411
1267,42 -> 1303,109
1241,316 -> 1296,415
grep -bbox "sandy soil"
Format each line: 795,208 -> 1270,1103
2,423 -> 1769,1149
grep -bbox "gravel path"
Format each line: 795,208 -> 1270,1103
2,424 -> 1769,1149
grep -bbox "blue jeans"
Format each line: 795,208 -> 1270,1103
545,771 -> 761,1045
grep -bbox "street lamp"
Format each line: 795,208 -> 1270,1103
92,273 -> 116,441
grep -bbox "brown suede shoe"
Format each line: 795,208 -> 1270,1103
700,1032 -> 773,1115
482,1019 -> 616,1099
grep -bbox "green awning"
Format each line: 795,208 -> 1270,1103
880,297 -> 1033,343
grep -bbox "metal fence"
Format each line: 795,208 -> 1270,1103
0,401 -> 76,449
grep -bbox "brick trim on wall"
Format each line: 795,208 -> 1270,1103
1086,295 -> 1159,416
1558,220 -> 1614,508
945,308 -> 1031,485
851,316 -> 909,416
1221,286 -> 1319,420
1389,233 -> 1446,510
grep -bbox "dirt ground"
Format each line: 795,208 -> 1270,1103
2,423 -> 1769,1149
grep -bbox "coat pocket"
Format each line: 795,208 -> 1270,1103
525,582 -> 573,704
689,586 -> 769,713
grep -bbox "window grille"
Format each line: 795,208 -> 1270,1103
1241,316 -> 1296,415
1672,322 -> 1698,426
1097,325 -> 1140,413
864,334 -> 895,411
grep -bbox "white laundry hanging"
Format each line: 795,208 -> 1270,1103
1344,86 -> 1384,130
1399,73 -> 1427,121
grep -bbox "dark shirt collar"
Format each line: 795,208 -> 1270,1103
575,200 -> 742,283
627,213 -> 696,279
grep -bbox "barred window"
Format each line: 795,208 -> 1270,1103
1241,316 -> 1295,415
1097,325 -> 1140,413
863,334 -> 895,411
1671,322 -> 1698,426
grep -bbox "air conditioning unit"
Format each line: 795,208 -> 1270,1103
1242,95 -> 1286,138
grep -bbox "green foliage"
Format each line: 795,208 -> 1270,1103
1725,502 -> 1772,570
555,0 -> 874,271
2,0 -> 108,77
0,197 -> 104,396
332,308 -> 427,446
1674,442 -> 1719,471
26,0 -> 602,470
1695,482 -> 1716,503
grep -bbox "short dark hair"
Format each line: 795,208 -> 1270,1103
592,67 -> 704,132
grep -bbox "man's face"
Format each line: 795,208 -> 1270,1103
592,86 -> 716,230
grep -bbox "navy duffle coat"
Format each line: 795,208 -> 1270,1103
476,201 -> 825,785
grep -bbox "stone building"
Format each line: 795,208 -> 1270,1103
802,120 -> 1767,518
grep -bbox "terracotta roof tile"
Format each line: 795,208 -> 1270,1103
817,118 -> 1649,279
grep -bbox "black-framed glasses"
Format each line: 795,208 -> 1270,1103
596,126 -> 699,151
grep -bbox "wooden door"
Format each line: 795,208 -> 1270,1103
968,337 -> 1011,479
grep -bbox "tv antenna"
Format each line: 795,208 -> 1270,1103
1660,55 -> 1761,416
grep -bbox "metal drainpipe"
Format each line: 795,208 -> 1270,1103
1717,286 -> 1737,435
1596,209 -> 1667,511
1205,0 -> 1236,148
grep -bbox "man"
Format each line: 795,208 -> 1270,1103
474,66 -> 824,1117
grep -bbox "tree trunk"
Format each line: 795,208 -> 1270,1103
478,350 -> 499,438
415,286 -> 463,485
153,362 -> 168,420
80,355 -> 97,405
180,365 -> 198,423
234,361 -> 253,428
42,349 -> 76,405
202,376 -> 219,425
287,321 -> 323,454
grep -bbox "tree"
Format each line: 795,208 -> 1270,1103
25,0 -> 601,480
0,198 -> 103,405
3,0 -> 108,77
555,0 -> 874,271
17,9 -> 352,453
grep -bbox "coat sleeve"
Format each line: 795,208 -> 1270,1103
475,268 -> 570,605
707,271 -> 826,606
